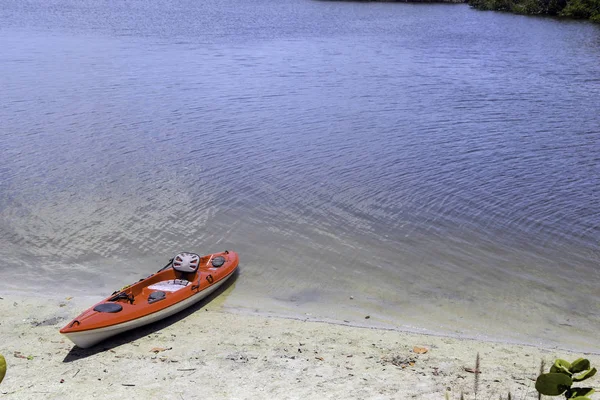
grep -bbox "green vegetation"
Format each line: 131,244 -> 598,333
469,0 -> 600,22
536,358 -> 597,399
443,356 -> 597,400
0,354 -> 6,385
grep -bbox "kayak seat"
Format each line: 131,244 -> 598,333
147,279 -> 190,292
172,253 -> 200,273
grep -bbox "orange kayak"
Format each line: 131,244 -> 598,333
60,250 -> 239,348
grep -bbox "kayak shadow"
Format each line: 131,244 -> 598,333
62,268 -> 239,363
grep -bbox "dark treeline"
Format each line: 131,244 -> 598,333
468,0 -> 600,22
331,0 -> 599,22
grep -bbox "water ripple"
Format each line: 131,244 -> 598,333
1,0 -> 599,350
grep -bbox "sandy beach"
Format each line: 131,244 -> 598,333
1,292 -> 598,400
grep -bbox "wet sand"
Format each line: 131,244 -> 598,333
1,293 -> 598,399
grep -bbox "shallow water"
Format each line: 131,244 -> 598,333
1,0 -> 599,352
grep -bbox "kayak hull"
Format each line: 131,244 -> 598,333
60,251 -> 238,348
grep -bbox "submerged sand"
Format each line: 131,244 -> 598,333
0,293 -> 598,400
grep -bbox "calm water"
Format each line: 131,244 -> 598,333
1,0 -> 599,352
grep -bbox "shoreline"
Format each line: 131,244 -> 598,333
1,294 -> 599,399
234,311 -> 600,356
4,287 -> 598,356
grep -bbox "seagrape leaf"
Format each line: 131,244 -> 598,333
573,367 -> 597,382
570,358 -> 591,374
535,372 -> 572,395
551,359 -> 573,375
569,387 -> 594,398
0,354 -> 6,384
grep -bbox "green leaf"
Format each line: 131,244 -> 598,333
569,397 -> 592,400
570,358 -> 591,373
0,354 -> 6,385
569,387 -> 594,398
551,359 -> 573,375
535,373 -> 573,395
573,367 -> 597,382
